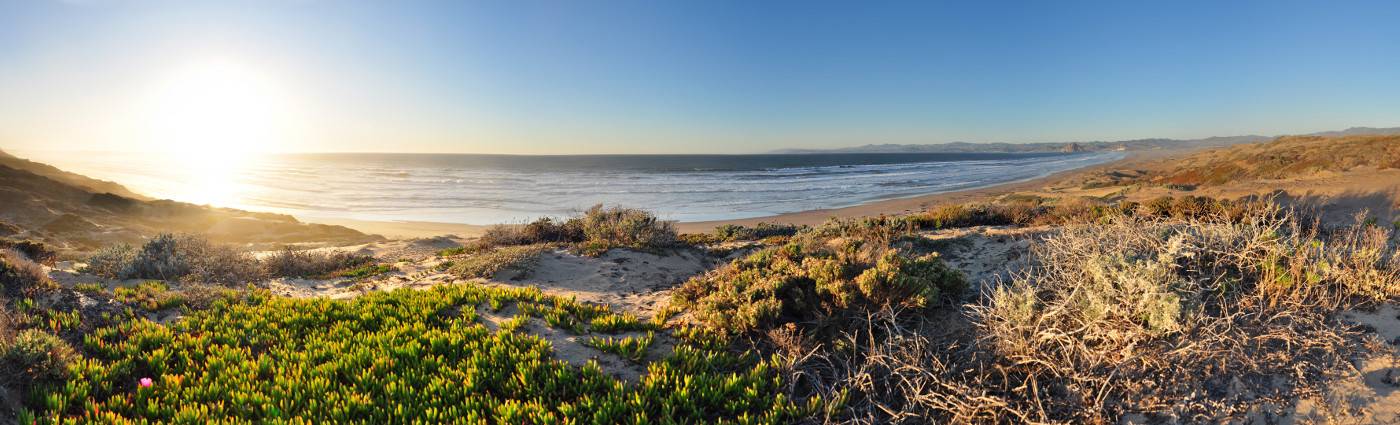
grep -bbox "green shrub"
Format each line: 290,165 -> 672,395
713,223 -> 807,242
113,281 -> 185,311
588,312 -> 657,334
461,206 -> 677,256
2,329 -> 74,383
436,246 -> 471,257
326,263 -> 394,280
73,283 -> 105,295
584,332 -> 654,362
575,204 -> 677,254
674,232 -> 965,335
178,237 -> 263,284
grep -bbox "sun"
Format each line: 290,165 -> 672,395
140,58 -> 297,155
132,57 -> 301,206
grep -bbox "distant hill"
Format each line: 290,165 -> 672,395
1301,126 -> 1400,138
768,126 -> 1400,154
0,149 -> 148,200
1156,134 -> 1400,186
1072,133 -> 1400,189
0,152 -> 382,253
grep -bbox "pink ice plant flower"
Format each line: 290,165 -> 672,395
138,377 -> 153,388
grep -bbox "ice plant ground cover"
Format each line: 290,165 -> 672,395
20,284 -> 820,423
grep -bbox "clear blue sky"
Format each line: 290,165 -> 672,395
2,0 -> 1399,154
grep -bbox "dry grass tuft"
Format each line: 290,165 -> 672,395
260,246 -> 375,279
778,202 -> 1399,423
0,248 -> 57,297
446,244 -> 552,279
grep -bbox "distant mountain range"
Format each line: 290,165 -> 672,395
769,126 -> 1400,154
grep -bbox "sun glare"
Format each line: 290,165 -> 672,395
133,58 -> 300,207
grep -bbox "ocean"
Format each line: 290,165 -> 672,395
21,151 -> 1123,224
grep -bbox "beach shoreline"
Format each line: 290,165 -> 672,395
307,152 -> 1141,238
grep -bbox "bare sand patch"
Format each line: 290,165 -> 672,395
489,248 -> 716,318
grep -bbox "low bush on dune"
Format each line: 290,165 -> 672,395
575,204 -> 677,254
894,195 -> 1265,232
436,205 -> 680,280
85,235 -> 380,284
2,329 -> 75,384
85,234 -> 262,283
456,205 -> 679,257
112,281 -> 186,312
259,246 -> 375,279
479,216 -> 584,247
445,244 -> 551,279
20,284 -> 820,423
680,223 -> 808,245
673,219 -> 966,337
82,243 -> 134,280
784,202 -> 1400,423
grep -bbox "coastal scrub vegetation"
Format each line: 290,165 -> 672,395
84,234 -> 379,284
455,204 -> 679,256
444,244 -> 551,279
437,205 -> 682,279
679,223 -> 808,245
5,194 -> 1399,423
673,224 -> 967,336
773,201 -> 1400,422
19,285 -> 819,423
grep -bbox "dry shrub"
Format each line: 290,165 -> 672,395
0,239 -> 57,266
260,247 -> 373,279
171,283 -> 247,311
0,300 -> 14,347
479,217 -> 583,247
446,244 -> 551,279
788,308 -> 1029,424
84,243 -> 135,279
178,237 -> 263,284
121,234 -> 262,284
123,233 -> 187,280
0,248 -> 57,297
782,202 -> 1398,423
974,203 -> 1397,421
465,205 -> 677,256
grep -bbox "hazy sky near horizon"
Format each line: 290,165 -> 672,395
3,0 -> 1400,155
